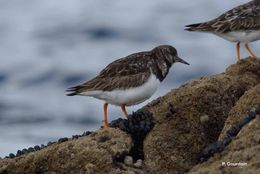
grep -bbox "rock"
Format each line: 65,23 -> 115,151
8,154 -> 15,159
34,145 -> 41,151
188,116 -> 260,174
253,134 -> 260,144
0,58 -> 259,174
124,156 -> 134,166
200,115 -> 209,124
143,58 -> 260,174
219,84 -> 260,140
187,84 -> 260,174
58,137 -> 69,143
0,129 -> 132,174
197,108 -> 259,163
134,159 -> 143,168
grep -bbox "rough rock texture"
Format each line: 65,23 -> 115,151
219,84 -> 260,140
143,58 -> 260,174
188,85 -> 260,174
0,129 -> 133,174
0,58 -> 259,174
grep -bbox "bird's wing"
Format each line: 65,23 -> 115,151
66,52 -> 153,95
219,16 -> 260,32
186,1 -> 260,32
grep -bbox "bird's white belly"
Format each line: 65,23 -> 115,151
216,30 -> 260,43
80,73 -> 161,106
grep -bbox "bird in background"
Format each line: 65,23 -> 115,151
67,45 -> 189,128
185,0 -> 260,61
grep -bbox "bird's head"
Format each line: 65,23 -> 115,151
152,45 -> 190,65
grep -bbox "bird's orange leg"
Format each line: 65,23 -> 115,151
244,43 -> 257,60
103,103 -> 108,128
236,42 -> 241,61
121,104 -> 128,117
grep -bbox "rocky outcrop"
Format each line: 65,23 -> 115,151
0,58 -> 259,174
0,129 -> 133,174
143,58 -> 260,174
188,85 -> 260,174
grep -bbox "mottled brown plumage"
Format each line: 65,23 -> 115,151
66,45 -> 189,128
185,0 -> 260,33
66,45 -> 189,96
185,0 -> 260,61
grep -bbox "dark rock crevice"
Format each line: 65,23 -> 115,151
110,110 -> 154,162
198,108 -> 260,163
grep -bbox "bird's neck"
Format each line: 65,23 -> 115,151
151,57 -> 172,82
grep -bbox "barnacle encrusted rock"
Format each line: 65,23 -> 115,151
0,58 -> 259,174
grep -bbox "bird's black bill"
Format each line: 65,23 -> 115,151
175,56 -> 190,65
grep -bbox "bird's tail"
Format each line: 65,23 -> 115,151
185,23 -> 203,31
66,86 -> 81,96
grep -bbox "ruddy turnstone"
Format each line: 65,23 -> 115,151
185,0 -> 260,61
66,45 -> 189,128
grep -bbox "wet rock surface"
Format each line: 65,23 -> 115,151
0,58 -> 259,174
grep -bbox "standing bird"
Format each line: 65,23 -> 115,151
66,45 -> 189,128
185,0 -> 260,61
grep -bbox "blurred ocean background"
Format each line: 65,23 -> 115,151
0,0 -> 259,157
